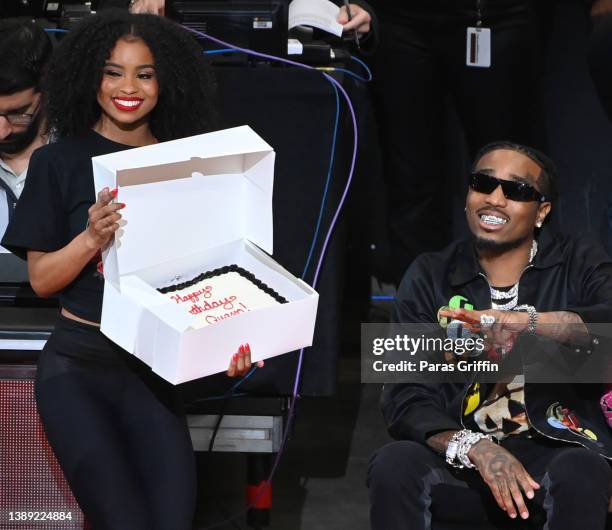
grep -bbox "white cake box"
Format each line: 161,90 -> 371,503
92,125 -> 319,384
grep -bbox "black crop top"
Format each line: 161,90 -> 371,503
1,131 -> 132,322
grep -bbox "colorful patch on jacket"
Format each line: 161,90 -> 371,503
438,295 -> 474,328
546,402 -> 598,442
473,377 -> 529,440
463,383 -> 481,416
600,391 -> 612,429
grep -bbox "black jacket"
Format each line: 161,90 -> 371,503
382,230 -> 612,459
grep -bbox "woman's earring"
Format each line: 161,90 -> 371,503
536,221 -> 542,228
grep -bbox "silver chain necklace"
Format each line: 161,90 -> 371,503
490,240 -> 537,311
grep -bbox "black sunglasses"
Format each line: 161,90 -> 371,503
469,172 -> 547,203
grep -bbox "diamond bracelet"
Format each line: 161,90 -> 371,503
446,429 -> 493,469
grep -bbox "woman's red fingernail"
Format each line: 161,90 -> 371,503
239,344 -> 245,354
245,343 -> 251,352
232,354 -> 238,362
119,203 -> 126,208
110,187 -> 118,197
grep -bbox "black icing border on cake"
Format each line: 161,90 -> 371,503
157,264 -> 288,304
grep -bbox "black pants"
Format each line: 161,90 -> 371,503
368,436 -> 612,530
35,316 -> 196,530
371,7 -> 541,283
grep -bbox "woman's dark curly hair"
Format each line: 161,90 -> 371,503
44,10 -> 217,141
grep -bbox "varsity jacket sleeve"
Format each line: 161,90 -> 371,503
381,255 -> 463,443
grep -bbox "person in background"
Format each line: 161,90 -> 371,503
127,0 -> 375,41
0,19 -> 51,249
368,0 -> 543,285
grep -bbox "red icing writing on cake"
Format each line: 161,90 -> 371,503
163,277 -> 266,328
188,296 -> 246,315
170,285 -> 212,304
205,304 -> 248,325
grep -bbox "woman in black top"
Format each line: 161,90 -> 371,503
2,11 -> 258,530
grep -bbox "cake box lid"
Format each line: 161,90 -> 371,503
92,126 -> 275,285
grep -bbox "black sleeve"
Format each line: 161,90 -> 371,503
1,147 -> 69,260
382,383 -> 463,443
393,256 -> 438,324
381,256 -> 463,443
566,239 -> 612,324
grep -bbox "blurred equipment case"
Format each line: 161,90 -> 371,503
169,1 -> 287,62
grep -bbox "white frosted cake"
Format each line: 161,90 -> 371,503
158,265 -> 287,328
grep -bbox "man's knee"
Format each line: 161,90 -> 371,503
548,448 -> 612,490
368,440 -> 440,490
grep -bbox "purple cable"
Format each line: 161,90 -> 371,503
268,72 -> 357,484
187,27 -> 359,529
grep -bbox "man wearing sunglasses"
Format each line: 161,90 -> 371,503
0,19 -> 51,251
368,142 -> 612,530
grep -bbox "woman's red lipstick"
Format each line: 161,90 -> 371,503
112,97 -> 143,112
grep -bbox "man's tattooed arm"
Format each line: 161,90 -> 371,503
536,311 -> 590,346
425,430 -> 458,454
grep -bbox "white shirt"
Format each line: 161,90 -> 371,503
0,159 -> 26,253
0,187 -> 9,253
0,157 -> 27,199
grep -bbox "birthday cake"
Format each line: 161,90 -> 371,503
157,265 -> 288,329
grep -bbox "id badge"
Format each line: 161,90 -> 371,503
466,27 -> 491,68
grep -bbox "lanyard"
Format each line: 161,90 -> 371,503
476,0 -> 483,26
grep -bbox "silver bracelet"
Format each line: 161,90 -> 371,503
445,431 -> 465,467
446,430 -> 478,468
457,431 -> 492,468
525,305 -> 538,334
446,429 -> 492,469
516,304 -> 538,334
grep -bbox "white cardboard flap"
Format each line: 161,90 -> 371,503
92,126 -> 275,278
93,125 -> 273,173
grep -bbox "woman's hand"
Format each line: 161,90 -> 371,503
129,0 -> 165,16
337,4 -> 372,36
84,187 -> 125,251
227,343 -> 264,378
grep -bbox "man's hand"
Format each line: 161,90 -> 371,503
129,0 -> 165,16
441,307 -> 590,350
337,4 -> 372,36
84,188 -> 125,251
440,307 -> 528,354
227,343 -> 264,378
469,439 -> 540,520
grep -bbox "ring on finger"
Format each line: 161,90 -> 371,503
480,314 -> 496,329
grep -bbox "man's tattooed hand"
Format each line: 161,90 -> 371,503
468,440 -> 540,520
